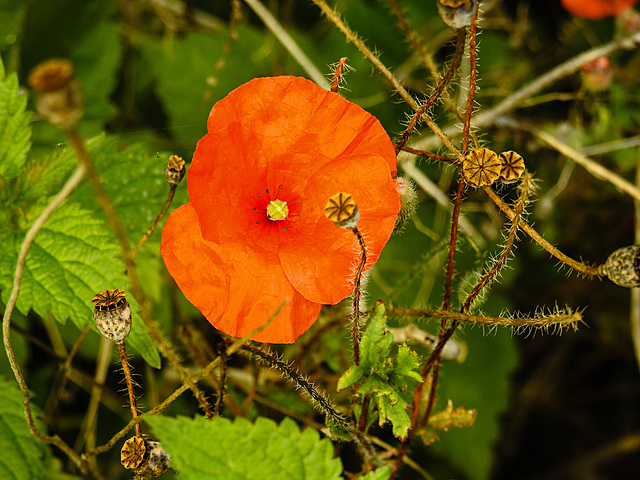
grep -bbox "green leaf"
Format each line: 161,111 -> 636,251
337,302 -> 422,440
359,467 -> 392,480
148,415 -> 343,480
0,376 -> 47,480
0,55 -> 31,181
0,202 -> 160,367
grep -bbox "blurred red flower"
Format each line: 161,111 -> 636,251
161,76 -> 399,343
561,0 -> 637,20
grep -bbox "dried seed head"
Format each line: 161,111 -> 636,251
498,151 -> 526,183
461,148 -> 502,187
91,289 -> 132,344
325,192 -> 360,230
28,58 -> 83,129
437,0 -> 477,28
600,245 -> 640,288
134,440 -> 171,477
393,176 -> 418,232
121,436 -> 146,470
165,155 -> 186,186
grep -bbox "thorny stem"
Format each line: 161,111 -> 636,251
351,228 -> 367,365
130,184 -> 176,259
242,344 -> 378,464
386,307 -> 583,331
394,11 -> 478,477
310,0 -> 463,161
462,174 -> 532,312
116,342 -> 142,437
86,302 -> 285,458
66,127 -> 215,418
1,166 -> 96,476
398,146 -> 457,165
484,187 -> 601,278
331,57 -> 348,93
395,28 -> 467,153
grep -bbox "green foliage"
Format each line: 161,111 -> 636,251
0,376 -> 80,480
148,415 -> 342,480
0,56 -> 31,181
338,302 -> 423,440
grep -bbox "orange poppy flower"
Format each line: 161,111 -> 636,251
561,0 -> 637,20
161,76 -> 400,343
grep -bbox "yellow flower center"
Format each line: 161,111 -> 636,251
266,199 -> 288,221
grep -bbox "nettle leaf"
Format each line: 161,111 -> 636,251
0,376 -> 81,480
0,55 -> 31,181
0,202 -> 160,367
338,302 -> 423,440
0,376 -> 47,480
148,415 -> 343,480
359,467 -> 392,480
420,400 -> 477,445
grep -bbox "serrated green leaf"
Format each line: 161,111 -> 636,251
0,55 -> 31,181
395,344 -> 423,384
359,302 -> 393,367
0,202 -> 160,367
0,376 -> 47,480
336,364 -> 365,391
359,466 -> 391,480
148,415 -> 343,480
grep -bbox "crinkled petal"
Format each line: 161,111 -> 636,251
279,153 -> 400,304
189,76 -> 397,247
161,203 -> 322,343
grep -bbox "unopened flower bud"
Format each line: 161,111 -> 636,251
393,177 -> 418,232
325,192 -> 360,230
437,0 -> 478,29
91,289 -> 132,344
27,58 -> 83,129
581,56 -> 612,91
165,155 -> 186,186
599,245 -> 640,288
616,8 -> 640,33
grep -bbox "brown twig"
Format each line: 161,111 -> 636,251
351,228 -> 367,365
130,184 -> 177,259
116,343 -> 142,437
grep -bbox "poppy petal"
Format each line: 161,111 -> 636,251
161,203 -> 321,343
279,153 -> 400,304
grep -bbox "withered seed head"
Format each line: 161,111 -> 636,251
461,148 -> 502,188
28,58 -> 74,93
92,289 -> 131,344
437,0 -> 477,29
28,58 -> 83,129
134,440 -> 171,477
498,151 -> 526,183
121,436 -> 146,470
165,155 -> 186,186
600,245 -> 640,288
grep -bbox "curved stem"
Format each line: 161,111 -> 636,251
131,185 -> 176,260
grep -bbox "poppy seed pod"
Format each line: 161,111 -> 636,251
27,58 -> 83,129
165,155 -> 186,186
121,436 -> 146,470
600,245 -> 640,287
134,440 -> 171,477
437,0 -> 478,29
462,148 -> 502,187
91,289 -> 132,344
325,192 -> 360,230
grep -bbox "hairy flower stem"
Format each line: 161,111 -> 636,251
483,187 -> 600,277
393,12 -> 479,478
351,228 -> 367,365
462,174 -> 531,312
241,344 -> 379,461
66,127 -> 214,418
399,146 -> 458,165
1,166 -> 96,477
395,28 -> 466,153
130,184 -> 176,260
116,342 -> 142,437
